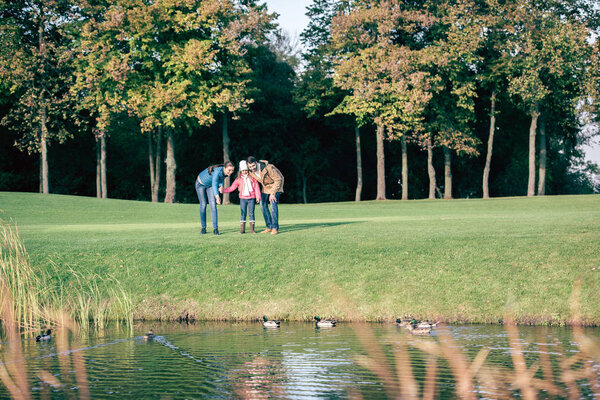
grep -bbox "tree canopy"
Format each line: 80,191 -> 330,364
0,0 -> 598,201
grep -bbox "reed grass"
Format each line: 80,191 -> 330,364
0,222 -> 49,331
0,283 -> 31,400
349,283 -> 600,399
0,221 -> 132,332
0,286 -> 91,400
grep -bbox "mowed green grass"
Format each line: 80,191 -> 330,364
1,192 -> 599,324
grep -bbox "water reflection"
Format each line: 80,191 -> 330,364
0,322 -> 598,399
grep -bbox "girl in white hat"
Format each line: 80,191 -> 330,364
222,160 -> 261,233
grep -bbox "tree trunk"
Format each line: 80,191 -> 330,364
427,137 -> 436,199
355,123 -> 362,202
443,146 -> 452,199
537,115 -> 546,196
222,112 -> 231,205
527,106 -> 540,197
148,133 -> 155,201
148,127 -> 162,202
375,123 -> 386,200
100,133 -> 107,198
38,18 -> 49,194
401,135 -> 408,200
96,138 -> 101,198
39,154 -> 42,193
39,107 -> 49,194
154,127 -> 162,201
164,130 -> 176,203
301,171 -> 308,204
483,90 -> 496,199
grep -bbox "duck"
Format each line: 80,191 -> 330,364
395,317 -> 412,327
143,329 -> 155,340
36,329 -> 52,342
406,323 -> 433,335
415,321 -> 438,330
262,316 -> 281,328
314,316 -> 336,327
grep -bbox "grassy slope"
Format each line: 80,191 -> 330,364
1,192 -> 599,324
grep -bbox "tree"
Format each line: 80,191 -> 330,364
113,0 -> 272,203
299,0 -> 365,200
330,0 -> 439,201
417,0 -> 483,200
506,0 -> 596,196
214,2 -> 274,204
72,0 -> 132,199
0,0 -> 76,194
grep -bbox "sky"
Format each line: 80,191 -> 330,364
262,0 -> 600,167
262,0 -> 311,40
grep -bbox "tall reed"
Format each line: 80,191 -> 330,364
0,283 -> 31,400
0,222 -> 49,331
350,292 -> 600,399
0,285 -> 91,400
0,221 -> 132,331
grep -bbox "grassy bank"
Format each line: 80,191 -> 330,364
0,192 -> 598,325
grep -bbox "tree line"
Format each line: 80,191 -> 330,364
1,0 -> 599,204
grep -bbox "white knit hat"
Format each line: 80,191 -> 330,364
239,160 -> 248,171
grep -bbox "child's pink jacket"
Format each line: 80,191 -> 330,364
223,175 -> 261,201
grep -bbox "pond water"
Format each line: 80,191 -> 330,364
1,322 -> 599,399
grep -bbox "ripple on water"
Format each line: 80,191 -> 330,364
0,322 -> 598,399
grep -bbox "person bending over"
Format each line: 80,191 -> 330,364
195,161 -> 235,235
247,156 -> 284,235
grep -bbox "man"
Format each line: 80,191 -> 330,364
247,156 -> 284,235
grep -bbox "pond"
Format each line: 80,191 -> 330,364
1,322 -> 599,399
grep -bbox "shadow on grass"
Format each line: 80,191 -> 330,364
279,221 -> 360,233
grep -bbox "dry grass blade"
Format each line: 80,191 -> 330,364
476,365 -> 513,400
504,316 -> 537,400
71,345 -> 90,400
584,359 -> 600,394
53,313 -> 75,399
554,340 -> 581,399
37,371 -> 62,388
0,284 -> 31,400
422,354 -> 438,400
536,341 -> 562,396
468,348 -> 490,377
0,364 -> 25,400
435,326 -> 476,400
348,388 -> 365,400
393,336 -> 418,399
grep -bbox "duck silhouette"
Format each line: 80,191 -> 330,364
314,316 -> 336,327
262,316 -> 281,328
143,329 -> 155,340
36,329 -> 51,342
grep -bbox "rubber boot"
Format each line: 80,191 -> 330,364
240,222 -> 246,234
249,222 -> 256,234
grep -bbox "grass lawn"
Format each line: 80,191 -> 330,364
1,191 -> 599,324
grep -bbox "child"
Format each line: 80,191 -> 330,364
223,160 -> 261,234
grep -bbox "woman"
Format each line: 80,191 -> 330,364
195,161 -> 235,235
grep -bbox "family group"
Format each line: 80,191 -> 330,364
195,156 -> 284,236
